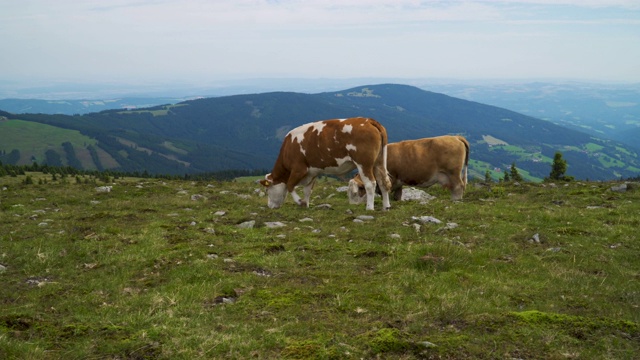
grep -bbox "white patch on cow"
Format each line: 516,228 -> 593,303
308,156 -> 355,176
342,124 -> 353,134
346,143 -> 357,152
288,121 -> 326,144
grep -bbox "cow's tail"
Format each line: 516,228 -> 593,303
370,119 -> 392,192
457,135 -> 470,187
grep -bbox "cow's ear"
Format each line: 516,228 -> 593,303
259,179 -> 271,187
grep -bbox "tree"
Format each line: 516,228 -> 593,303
502,170 -> 510,182
484,170 -> 492,183
549,152 -> 569,181
510,162 -> 523,182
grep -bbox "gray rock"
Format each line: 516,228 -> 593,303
412,216 -> 442,224
356,215 -> 375,221
237,220 -> 256,229
264,221 -> 286,228
610,183 -> 628,193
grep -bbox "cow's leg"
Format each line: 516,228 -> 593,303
449,174 -> 465,201
393,186 -> 403,201
301,177 -> 316,207
287,169 -> 310,207
357,167 -> 378,211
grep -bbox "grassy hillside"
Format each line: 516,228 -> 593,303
0,119 -> 99,166
1,174 -> 638,359
2,84 -> 639,180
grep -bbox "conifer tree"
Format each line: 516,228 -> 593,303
549,152 -> 568,181
510,162 -> 523,182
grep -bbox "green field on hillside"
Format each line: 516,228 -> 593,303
1,174 -> 638,359
0,119 -> 96,165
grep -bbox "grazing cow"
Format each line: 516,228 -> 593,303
260,117 -> 392,210
348,135 -> 469,202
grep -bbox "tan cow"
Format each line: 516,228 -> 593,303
260,117 -> 392,211
348,135 -> 469,202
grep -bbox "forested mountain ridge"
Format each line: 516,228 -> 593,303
1,84 -> 639,181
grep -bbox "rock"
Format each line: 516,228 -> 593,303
264,221 -> 286,228
529,233 -> 541,243
336,186 -> 349,192
299,217 -> 313,222
176,190 -> 188,195
214,211 -> 226,216
390,233 -> 401,239
95,186 -> 112,193
191,194 -> 206,201
237,220 -> 255,229
401,188 -> 436,202
0,264 -> 6,273
412,216 -> 442,224
207,253 -> 219,259
204,228 -> 216,234
315,204 -> 332,209
356,215 -> 375,221
610,183 -> 628,193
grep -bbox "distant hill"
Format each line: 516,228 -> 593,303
0,97 -> 196,115
428,82 -> 640,151
1,84 -> 639,181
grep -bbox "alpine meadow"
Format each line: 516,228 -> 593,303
0,170 -> 639,359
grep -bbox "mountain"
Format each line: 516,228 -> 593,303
1,84 -> 639,181
0,97 -> 198,115
427,81 -> 640,151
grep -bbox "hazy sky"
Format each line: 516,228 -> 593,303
2,0 -> 640,87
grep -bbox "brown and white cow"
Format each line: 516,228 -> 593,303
348,135 -> 469,202
260,117 -> 392,211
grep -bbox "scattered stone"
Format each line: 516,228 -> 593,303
412,216 -> 442,224
95,186 -> 112,193
253,268 -> 272,277
207,253 -> 219,260
353,219 -> 364,223
214,211 -> 226,216
401,188 -> 436,202
312,229 -> 321,233
420,341 -> 438,348
38,222 -> 49,227
204,228 -> 216,234
0,264 -> 6,273
356,215 -> 375,221
389,233 -> 401,239
190,221 -> 197,226
336,186 -> 349,192
529,233 -> 541,244
546,247 -> 562,253
610,183 -> 627,193
609,243 -> 623,249
191,194 -> 206,201
177,190 -> 188,195
586,206 -> 603,209
264,221 -> 286,228
237,220 -> 255,229
315,204 -> 332,209
299,217 -> 313,222
90,200 -> 101,205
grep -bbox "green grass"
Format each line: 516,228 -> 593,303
1,175 -> 639,359
0,120 -> 96,165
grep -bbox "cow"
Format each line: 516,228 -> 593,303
260,117 -> 392,211
348,135 -> 469,203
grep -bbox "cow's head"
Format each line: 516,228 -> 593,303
259,173 -> 287,209
347,175 -> 367,204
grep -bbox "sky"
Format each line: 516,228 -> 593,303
1,0 -> 640,92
